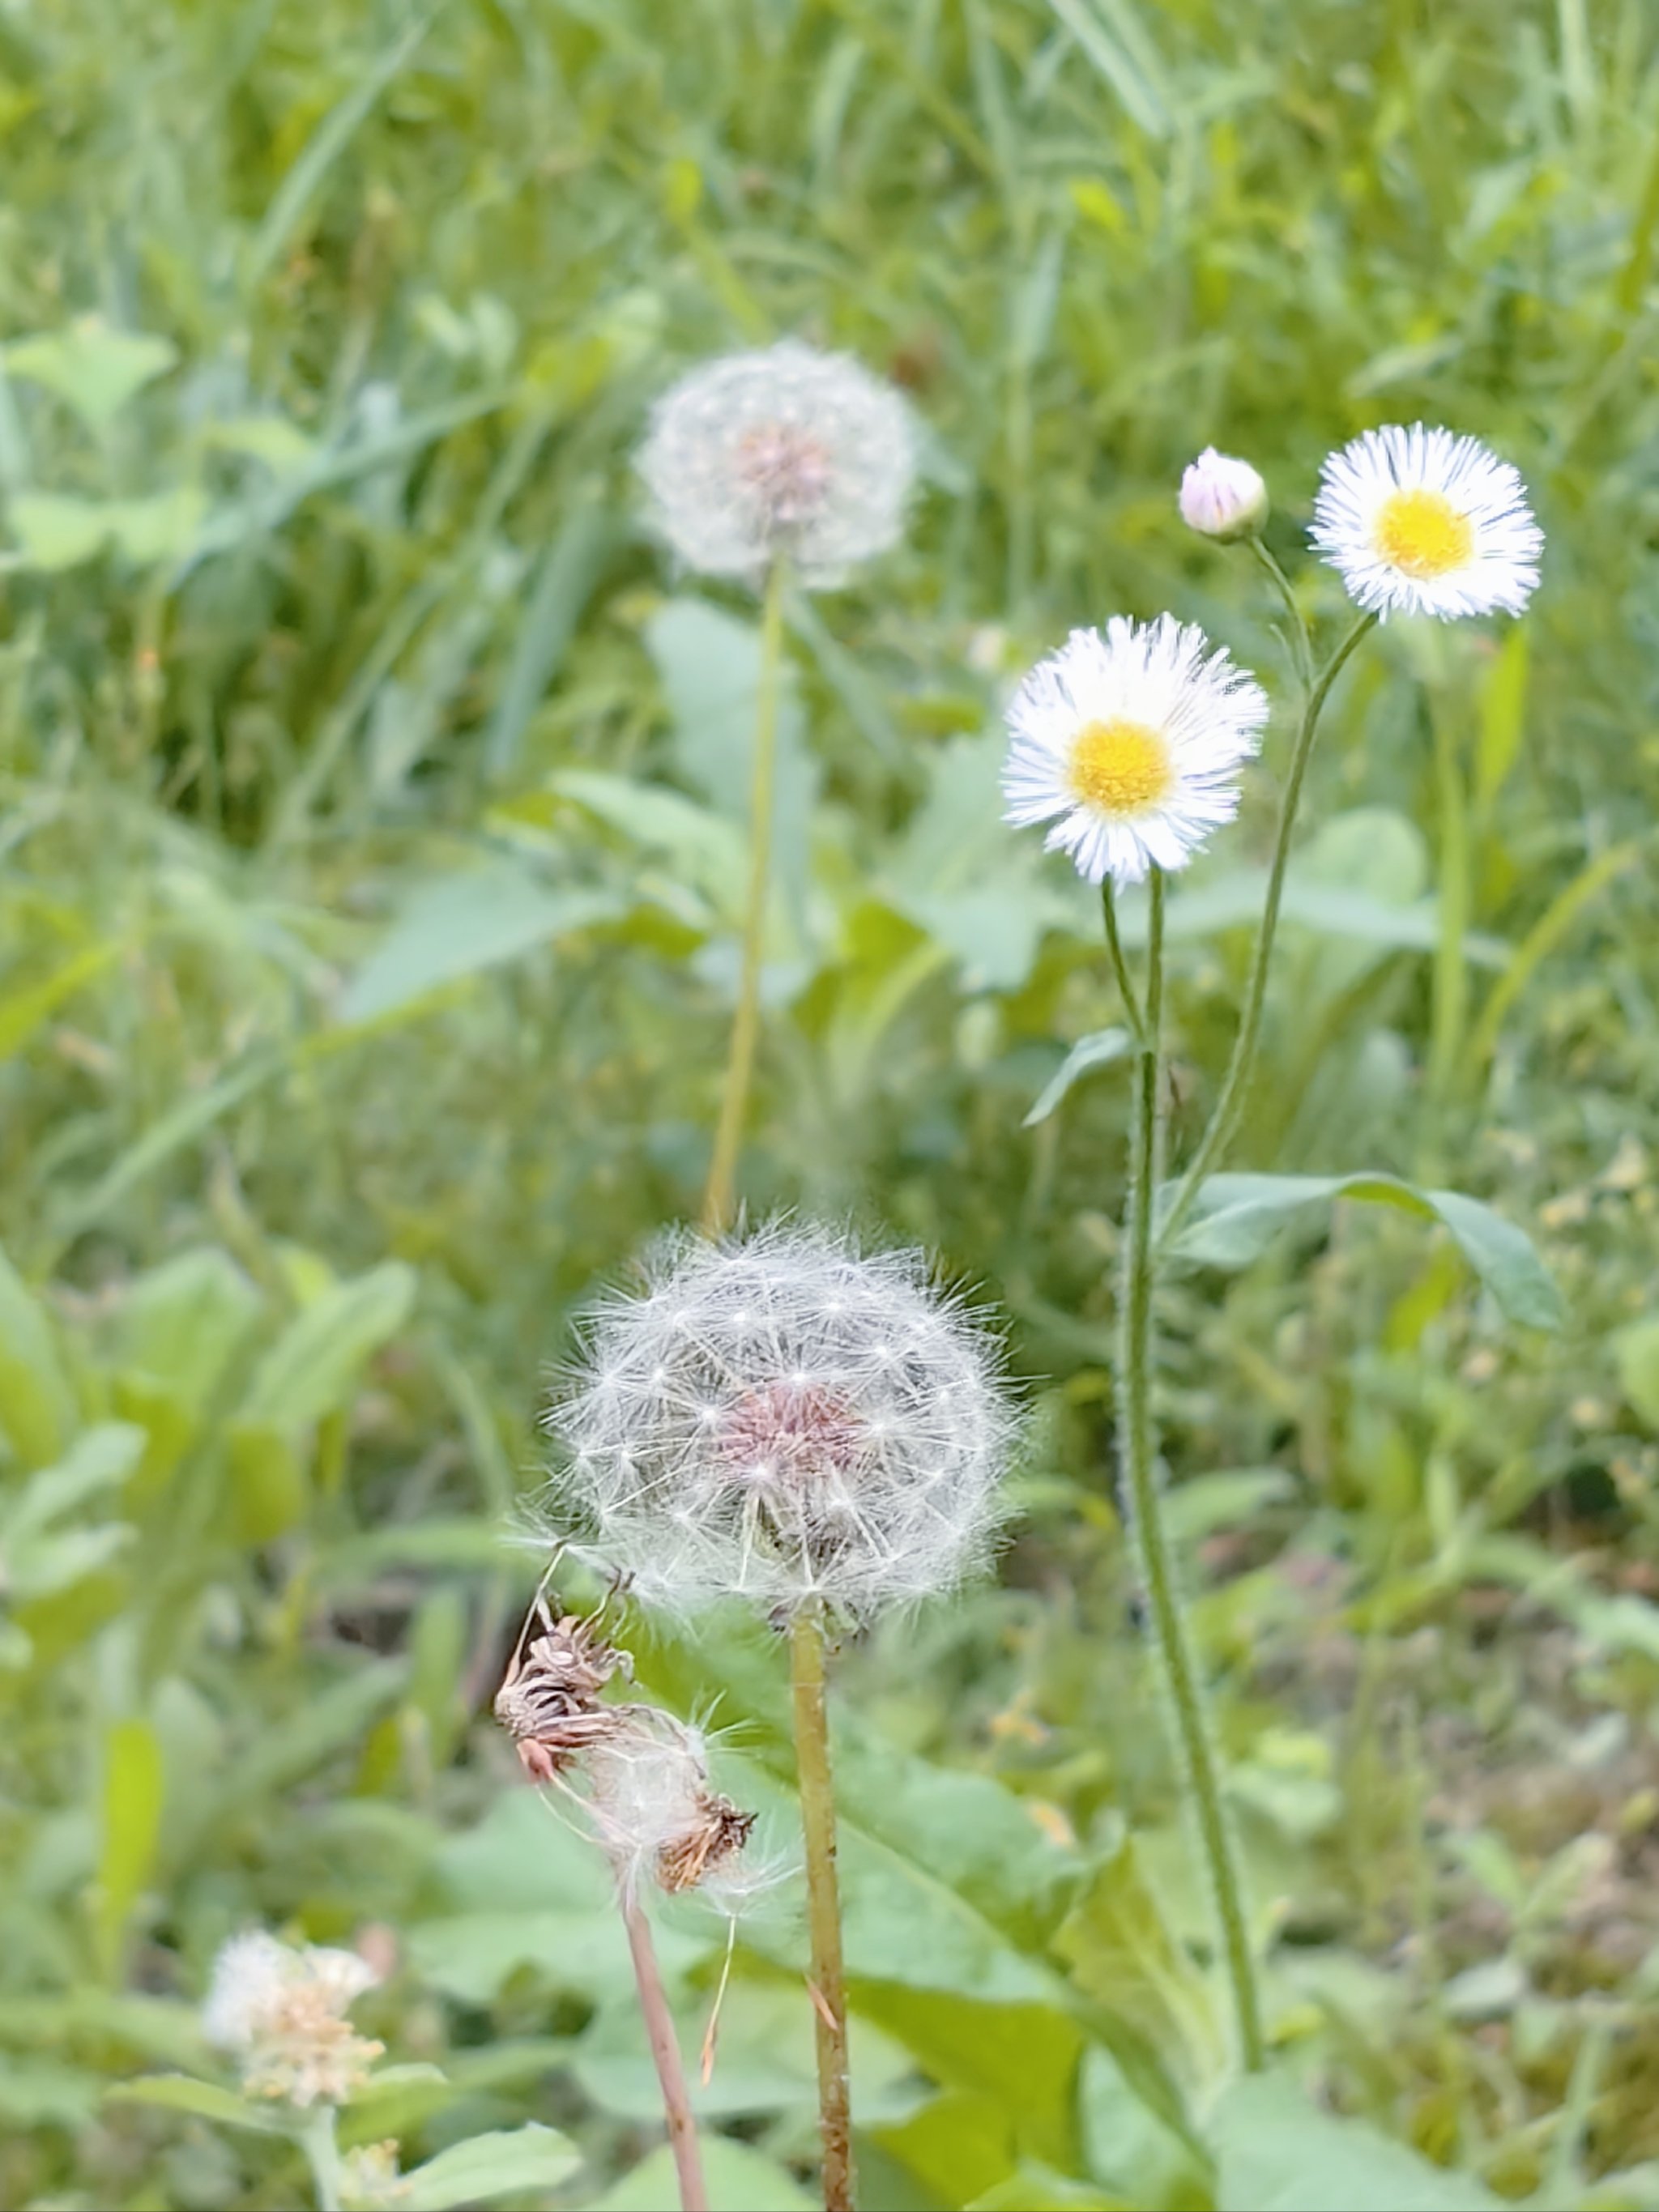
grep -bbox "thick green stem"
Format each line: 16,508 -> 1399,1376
298,2107 -> 345,2212
702,556 -> 788,1234
1157,611 -> 1377,1255
1118,868 -> 1265,2071
622,1890 -> 709,2212
790,1608 -> 854,2212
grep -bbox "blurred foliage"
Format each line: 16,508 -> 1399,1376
3,0 -> 1659,2206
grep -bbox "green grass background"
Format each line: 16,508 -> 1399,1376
3,0 -> 1659,2206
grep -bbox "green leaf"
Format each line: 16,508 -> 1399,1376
1475,624 -> 1529,808
338,867 -> 622,1024
1614,1317 -> 1659,1430
239,1262 -> 416,1436
1211,2076 -> 1500,2210
0,2061 -> 101,2128
0,1245 -> 76,1468
5,1425 -> 144,1541
106,2074 -> 289,2136
552,768 -> 747,918
970,2167 -> 1131,2211
1025,1028 -> 1133,1127
0,943 -> 115,1060
1162,1173 -> 1564,1330
591,2137 -> 815,2211
96,1718 -> 164,1974
6,321 -> 177,427
113,1248 -> 264,1415
397,2124 -> 580,2210
1052,1834 -> 1225,2094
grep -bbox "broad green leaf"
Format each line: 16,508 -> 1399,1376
338,867 -> 621,1024
1052,1835 -> 1226,2094
0,2061 -> 101,2127
881,2085 -> 1017,2206
1162,1173 -> 1563,1330
6,321 -> 176,426
6,1424 -> 144,1541
398,2124 -> 580,2209
113,1248 -> 263,1414
200,414 -> 317,472
105,488 -> 207,565
239,1261 -> 416,1435
225,1419 -> 309,1545
96,1718 -> 164,1974
5,1520 -> 133,1600
591,2137 -> 815,2211
0,1245 -> 75,1468
1212,2075 -> 1500,2210
105,2074 -> 288,2135
1614,1317 -> 1659,1430
553,768 -> 747,918
7,489 -> 206,570
1025,1028 -> 1133,1127
970,2166 -> 1131,2211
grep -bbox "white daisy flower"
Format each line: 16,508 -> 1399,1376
636,339 -> 915,588
1001,616 -> 1269,889
1310,424 -> 1542,620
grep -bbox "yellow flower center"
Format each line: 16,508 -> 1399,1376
1372,488 -> 1473,578
1066,718 -> 1174,818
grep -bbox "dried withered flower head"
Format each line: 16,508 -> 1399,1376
541,1219 -> 1017,1619
583,1716 -> 759,1904
494,1602 -> 633,1784
636,340 -> 916,587
203,1932 -> 383,2108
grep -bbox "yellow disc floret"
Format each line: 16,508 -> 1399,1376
1371,488 -> 1473,579
1066,718 -> 1174,818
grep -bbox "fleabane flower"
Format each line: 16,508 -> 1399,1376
1001,616 -> 1269,889
542,1221 -> 1016,1619
1179,448 -> 1268,540
203,1932 -> 383,2108
637,340 -> 915,587
1311,424 -> 1542,620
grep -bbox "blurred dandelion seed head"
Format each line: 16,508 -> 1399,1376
637,340 -> 916,586
1311,424 -> 1542,619
203,1932 -> 383,2108
1002,616 -> 1269,889
540,1219 -> 1016,1617
584,1716 -> 757,1901
1179,447 -> 1269,539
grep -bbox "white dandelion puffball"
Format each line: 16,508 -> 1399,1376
582,1715 -> 758,1903
544,1221 -> 1016,1618
203,1932 -> 382,2108
1179,448 -> 1268,540
1311,423 -> 1542,620
1002,616 -> 1270,889
637,339 -> 916,587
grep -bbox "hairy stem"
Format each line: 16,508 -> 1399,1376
791,1607 -> 855,2212
622,1890 -> 710,2212
297,2107 -> 345,2212
1157,610 -> 1377,1255
1101,880 -> 1145,1041
1118,869 -> 1265,2071
702,556 -> 789,1234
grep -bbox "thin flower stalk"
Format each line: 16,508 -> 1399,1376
1155,608 -> 1376,1257
623,1892 -> 710,2212
702,555 -> 788,1234
791,1607 -> 854,2212
1116,869 -> 1265,2069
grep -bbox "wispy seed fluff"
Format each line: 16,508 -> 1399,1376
637,340 -> 916,588
542,1221 -> 1017,1619
203,1933 -> 382,2108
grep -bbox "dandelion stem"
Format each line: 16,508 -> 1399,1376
790,1605 -> 855,2212
297,2106 -> 345,2212
1156,609 -> 1377,1255
622,1890 -> 710,2212
1119,867 -> 1265,2072
702,556 -> 789,1234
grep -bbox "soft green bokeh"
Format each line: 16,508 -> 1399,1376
2,1 -> 1657,2206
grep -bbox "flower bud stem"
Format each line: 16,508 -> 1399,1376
297,2107 -> 344,2212
790,1606 -> 855,2212
622,1890 -> 710,2212
702,556 -> 789,1234
1155,608 -> 1377,1256
1119,869 -> 1265,2071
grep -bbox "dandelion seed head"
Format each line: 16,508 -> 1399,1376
539,1220 -> 1017,1618
637,341 -> 917,587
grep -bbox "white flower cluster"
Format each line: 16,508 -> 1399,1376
637,340 -> 915,587
543,1221 -> 1016,1619
203,1931 -> 382,2108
